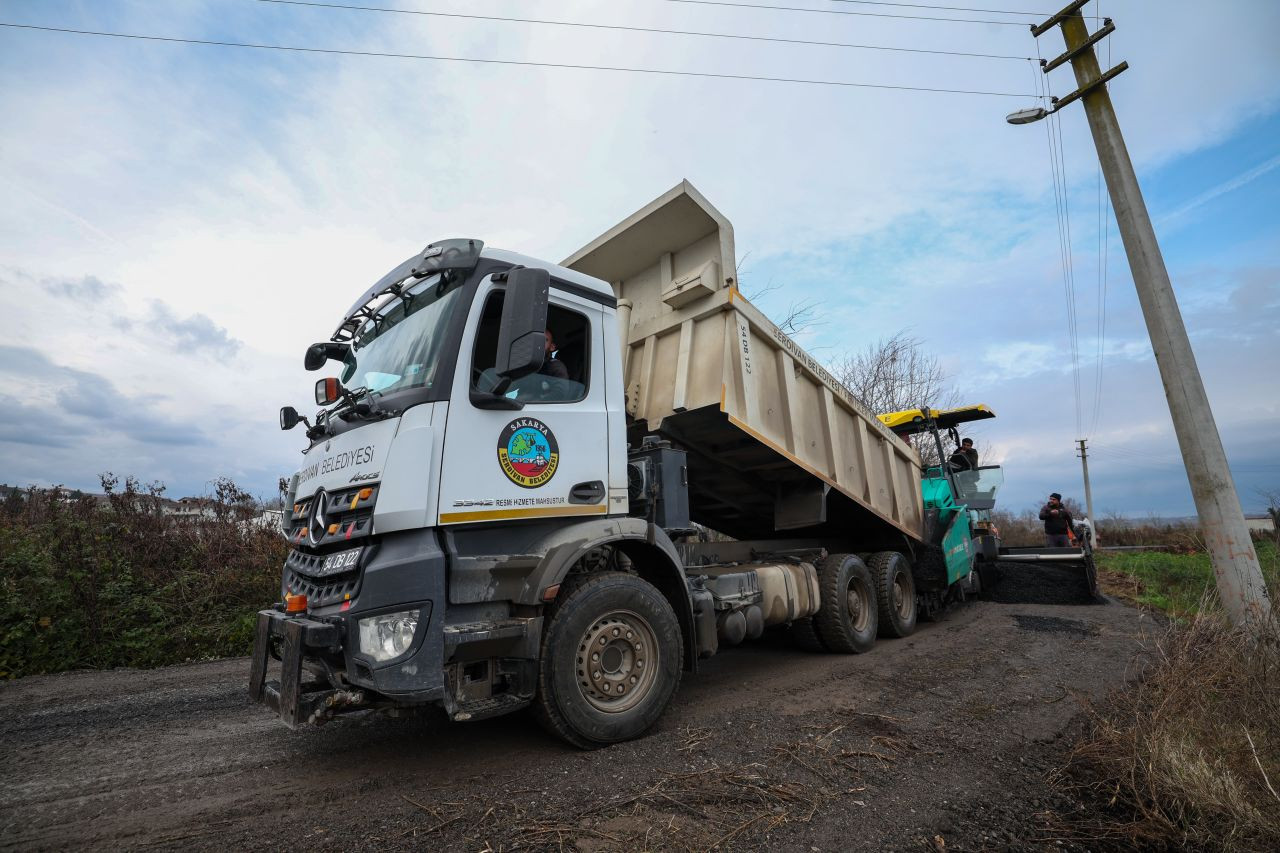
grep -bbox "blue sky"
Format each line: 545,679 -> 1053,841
1,0 -> 1277,516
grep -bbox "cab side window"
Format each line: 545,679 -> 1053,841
471,288 -> 590,404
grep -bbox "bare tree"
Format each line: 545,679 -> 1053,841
829,332 -> 968,467
737,252 -> 825,337
830,331 -> 959,416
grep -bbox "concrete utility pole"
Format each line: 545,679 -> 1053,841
1077,438 -> 1095,538
1017,1 -> 1270,626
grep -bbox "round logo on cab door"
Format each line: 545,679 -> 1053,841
497,417 -> 560,489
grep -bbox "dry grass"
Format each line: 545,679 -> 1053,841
1055,612 -> 1280,851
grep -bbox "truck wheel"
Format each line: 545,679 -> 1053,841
789,616 -> 826,652
534,572 -> 682,749
870,551 -> 916,638
814,553 -> 878,653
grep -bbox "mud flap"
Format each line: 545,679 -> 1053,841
248,610 -> 342,727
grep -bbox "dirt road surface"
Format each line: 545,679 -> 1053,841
1,564 -> 1155,852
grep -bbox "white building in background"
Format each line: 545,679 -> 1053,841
250,509 -> 284,530
1245,514 -> 1276,534
165,497 -> 217,521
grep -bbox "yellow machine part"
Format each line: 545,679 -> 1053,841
878,404 -> 995,436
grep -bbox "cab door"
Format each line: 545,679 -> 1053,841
436,275 -> 611,526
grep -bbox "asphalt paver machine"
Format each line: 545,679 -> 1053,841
878,405 -> 1100,601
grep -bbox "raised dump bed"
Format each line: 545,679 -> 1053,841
565,182 -> 924,543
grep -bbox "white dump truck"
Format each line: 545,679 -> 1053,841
251,182 -> 989,747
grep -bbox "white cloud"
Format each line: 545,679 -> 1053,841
980,341 -> 1057,380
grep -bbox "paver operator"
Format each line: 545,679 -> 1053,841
949,437 -> 978,471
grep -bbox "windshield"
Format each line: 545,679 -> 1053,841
953,465 -> 1004,504
339,272 -> 466,398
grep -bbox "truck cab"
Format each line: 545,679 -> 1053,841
254,241 -> 674,739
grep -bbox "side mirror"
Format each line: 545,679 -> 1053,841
315,377 -> 341,406
495,268 -> 549,381
305,342 -> 350,371
280,406 -> 301,431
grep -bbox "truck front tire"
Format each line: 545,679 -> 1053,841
814,553 -> 878,653
534,571 -> 682,749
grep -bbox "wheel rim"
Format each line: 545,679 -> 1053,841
893,571 -> 912,620
845,576 -> 871,634
575,610 -> 659,713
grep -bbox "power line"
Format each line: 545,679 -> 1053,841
1053,106 -> 1084,440
0,22 -> 1041,96
253,0 -> 1037,61
1089,3 -> 1111,439
827,0 -> 1049,14
1089,448 -> 1280,474
660,0 -> 1037,26
1091,444 -> 1178,464
1032,41 -> 1083,439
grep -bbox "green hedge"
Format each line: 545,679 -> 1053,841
0,477 -> 286,678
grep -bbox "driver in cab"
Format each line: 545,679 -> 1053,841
539,329 -> 568,380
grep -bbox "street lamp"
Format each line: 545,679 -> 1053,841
1006,106 -> 1050,125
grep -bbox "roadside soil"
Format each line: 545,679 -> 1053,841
0,563 -> 1157,852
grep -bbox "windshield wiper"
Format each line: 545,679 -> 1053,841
337,386 -> 393,423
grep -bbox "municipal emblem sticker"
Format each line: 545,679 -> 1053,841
497,417 -> 560,488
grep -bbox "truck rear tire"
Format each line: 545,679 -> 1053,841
533,571 -> 682,749
789,616 -> 827,652
814,553 -> 878,654
870,551 -> 917,638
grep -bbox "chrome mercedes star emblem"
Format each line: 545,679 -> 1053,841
307,489 -> 329,546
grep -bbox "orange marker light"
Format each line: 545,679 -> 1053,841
328,523 -> 339,534
358,488 -> 373,500
541,584 -> 561,602
285,593 -> 308,613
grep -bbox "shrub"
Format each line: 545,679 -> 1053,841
0,475 -> 286,678
991,508 -> 1208,549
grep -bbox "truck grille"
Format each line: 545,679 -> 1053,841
284,548 -> 362,608
286,484 -> 379,549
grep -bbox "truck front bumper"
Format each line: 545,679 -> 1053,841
247,609 -> 346,726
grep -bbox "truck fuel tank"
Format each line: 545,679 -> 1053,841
699,561 -> 820,633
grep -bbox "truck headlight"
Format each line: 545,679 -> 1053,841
357,609 -> 420,662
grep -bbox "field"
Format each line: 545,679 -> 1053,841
1098,540 -> 1279,616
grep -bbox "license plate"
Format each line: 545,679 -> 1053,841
317,547 -> 362,576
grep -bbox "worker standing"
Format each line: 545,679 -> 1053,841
1039,492 -> 1075,547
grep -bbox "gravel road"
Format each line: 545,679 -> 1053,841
0,563 -> 1155,852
